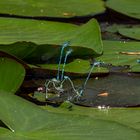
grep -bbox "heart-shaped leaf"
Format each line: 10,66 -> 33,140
0,18 -> 103,62
0,57 -> 139,139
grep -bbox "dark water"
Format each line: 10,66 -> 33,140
72,73 -> 140,107
29,73 -> 140,107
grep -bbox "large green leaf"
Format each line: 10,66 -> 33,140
105,24 -> 140,40
0,18 -> 103,62
104,24 -> 126,33
46,104 -> 140,132
0,92 -> 140,140
0,57 -> 25,93
118,27 -> 140,41
37,59 -> 108,76
0,0 -> 105,18
96,41 -> 140,72
0,57 -> 139,139
106,0 -> 140,19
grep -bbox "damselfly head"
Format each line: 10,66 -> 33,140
67,48 -> 73,55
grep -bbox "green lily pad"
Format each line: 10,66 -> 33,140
0,127 -> 9,135
105,24 -> 126,33
33,91 -> 46,102
106,0 -> 140,19
0,92 -> 140,140
38,59 -> 109,75
0,18 -> 103,62
118,27 -> 140,40
0,58 -> 139,139
105,24 -> 140,40
45,104 -> 140,132
0,0 -> 105,18
0,57 -> 25,93
96,41 -> 140,72
0,60 -> 140,140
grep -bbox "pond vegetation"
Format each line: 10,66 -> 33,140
0,0 -> 140,139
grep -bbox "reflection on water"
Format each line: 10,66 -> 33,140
72,73 -> 140,107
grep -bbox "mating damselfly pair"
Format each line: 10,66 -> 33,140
44,41 -> 103,101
